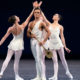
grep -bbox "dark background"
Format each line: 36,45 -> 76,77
0,0 -> 80,59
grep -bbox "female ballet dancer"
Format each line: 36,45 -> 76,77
41,12 -> 73,80
0,8 -> 34,80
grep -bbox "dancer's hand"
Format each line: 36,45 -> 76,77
39,1 -> 42,7
33,1 -> 42,8
65,47 -> 71,53
33,1 -> 38,8
39,41 -> 45,46
31,34 -> 36,39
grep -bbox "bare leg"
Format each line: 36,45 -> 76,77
0,49 -> 14,78
58,47 -> 73,79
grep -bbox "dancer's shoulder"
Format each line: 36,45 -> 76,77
29,21 -> 34,26
6,27 -> 13,33
59,25 -> 64,32
59,25 -> 64,29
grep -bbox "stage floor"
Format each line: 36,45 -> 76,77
0,60 -> 80,80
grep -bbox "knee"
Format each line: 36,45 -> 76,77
3,59 -> 9,65
60,56 -> 66,62
35,58 -> 41,65
37,59 -> 40,63
54,60 -> 58,65
14,59 -> 19,65
52,58 -> 58,64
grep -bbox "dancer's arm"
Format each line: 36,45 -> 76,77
27,22 -> 36,39
41,11 -> 51,26
33,1 -> 50,25
39,22 -> 51,45
60,25 -> 71,53
0,27 -> 11,46
21,8 -> 34,29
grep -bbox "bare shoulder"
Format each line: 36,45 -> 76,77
7,27 -> 13,32
59,25 -> 64,30
29,21 -> 34,26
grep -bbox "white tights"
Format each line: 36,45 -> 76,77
0,49 -> 22,77
52,47 -> 70,77
31,39 -> 46,78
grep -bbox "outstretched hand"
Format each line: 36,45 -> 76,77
33,1 -> 42,8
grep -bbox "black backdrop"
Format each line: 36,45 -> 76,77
0,0 -> 80,59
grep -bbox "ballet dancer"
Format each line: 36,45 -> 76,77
0,7 -> 34,80
41,12 -> 73,80
27,3 -> 50,80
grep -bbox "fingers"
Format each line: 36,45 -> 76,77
39,1 -> 43,7
65,47 -> 71,53
33,1 -> 42,8
67,48 -> 71,53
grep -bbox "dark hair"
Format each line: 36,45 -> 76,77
8,15 -> 16,24
34,7 -> 41,11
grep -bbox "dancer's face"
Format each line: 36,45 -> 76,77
52,14 -> 60,21
34,10 -> 41,19
15,16 -> 20,23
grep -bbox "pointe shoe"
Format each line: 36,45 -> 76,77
31,77 -> 41,80
42,77 -> 46,80
15,76 -> 24,80
0,73 -> 3,79
66,71 -> 73,79
49,76 -> 58,80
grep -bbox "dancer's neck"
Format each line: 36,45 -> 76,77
34,17 -> 40,22
14,22 -> 19,27
53,20 -> 59,25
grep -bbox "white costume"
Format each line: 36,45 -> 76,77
48,25 -> 63,50
8,29 -> 24,51
0,29 -> 24,80
30,20 -> 46,80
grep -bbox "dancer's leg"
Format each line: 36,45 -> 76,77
35,43 -> 42,79
0,49 -> 14,78
41,48 -> 46,80
49,50 -> 58,80
58,48 -> 69,72
31,40 -> 40,80
14,50 -> 24,80
58,47 -> 73,79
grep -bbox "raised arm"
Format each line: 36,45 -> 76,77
60,26 -> 71,53
0,27 -> 11,46
33,1 -> 51,26
41,11 -> 51,26
21,8 -> 34,29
